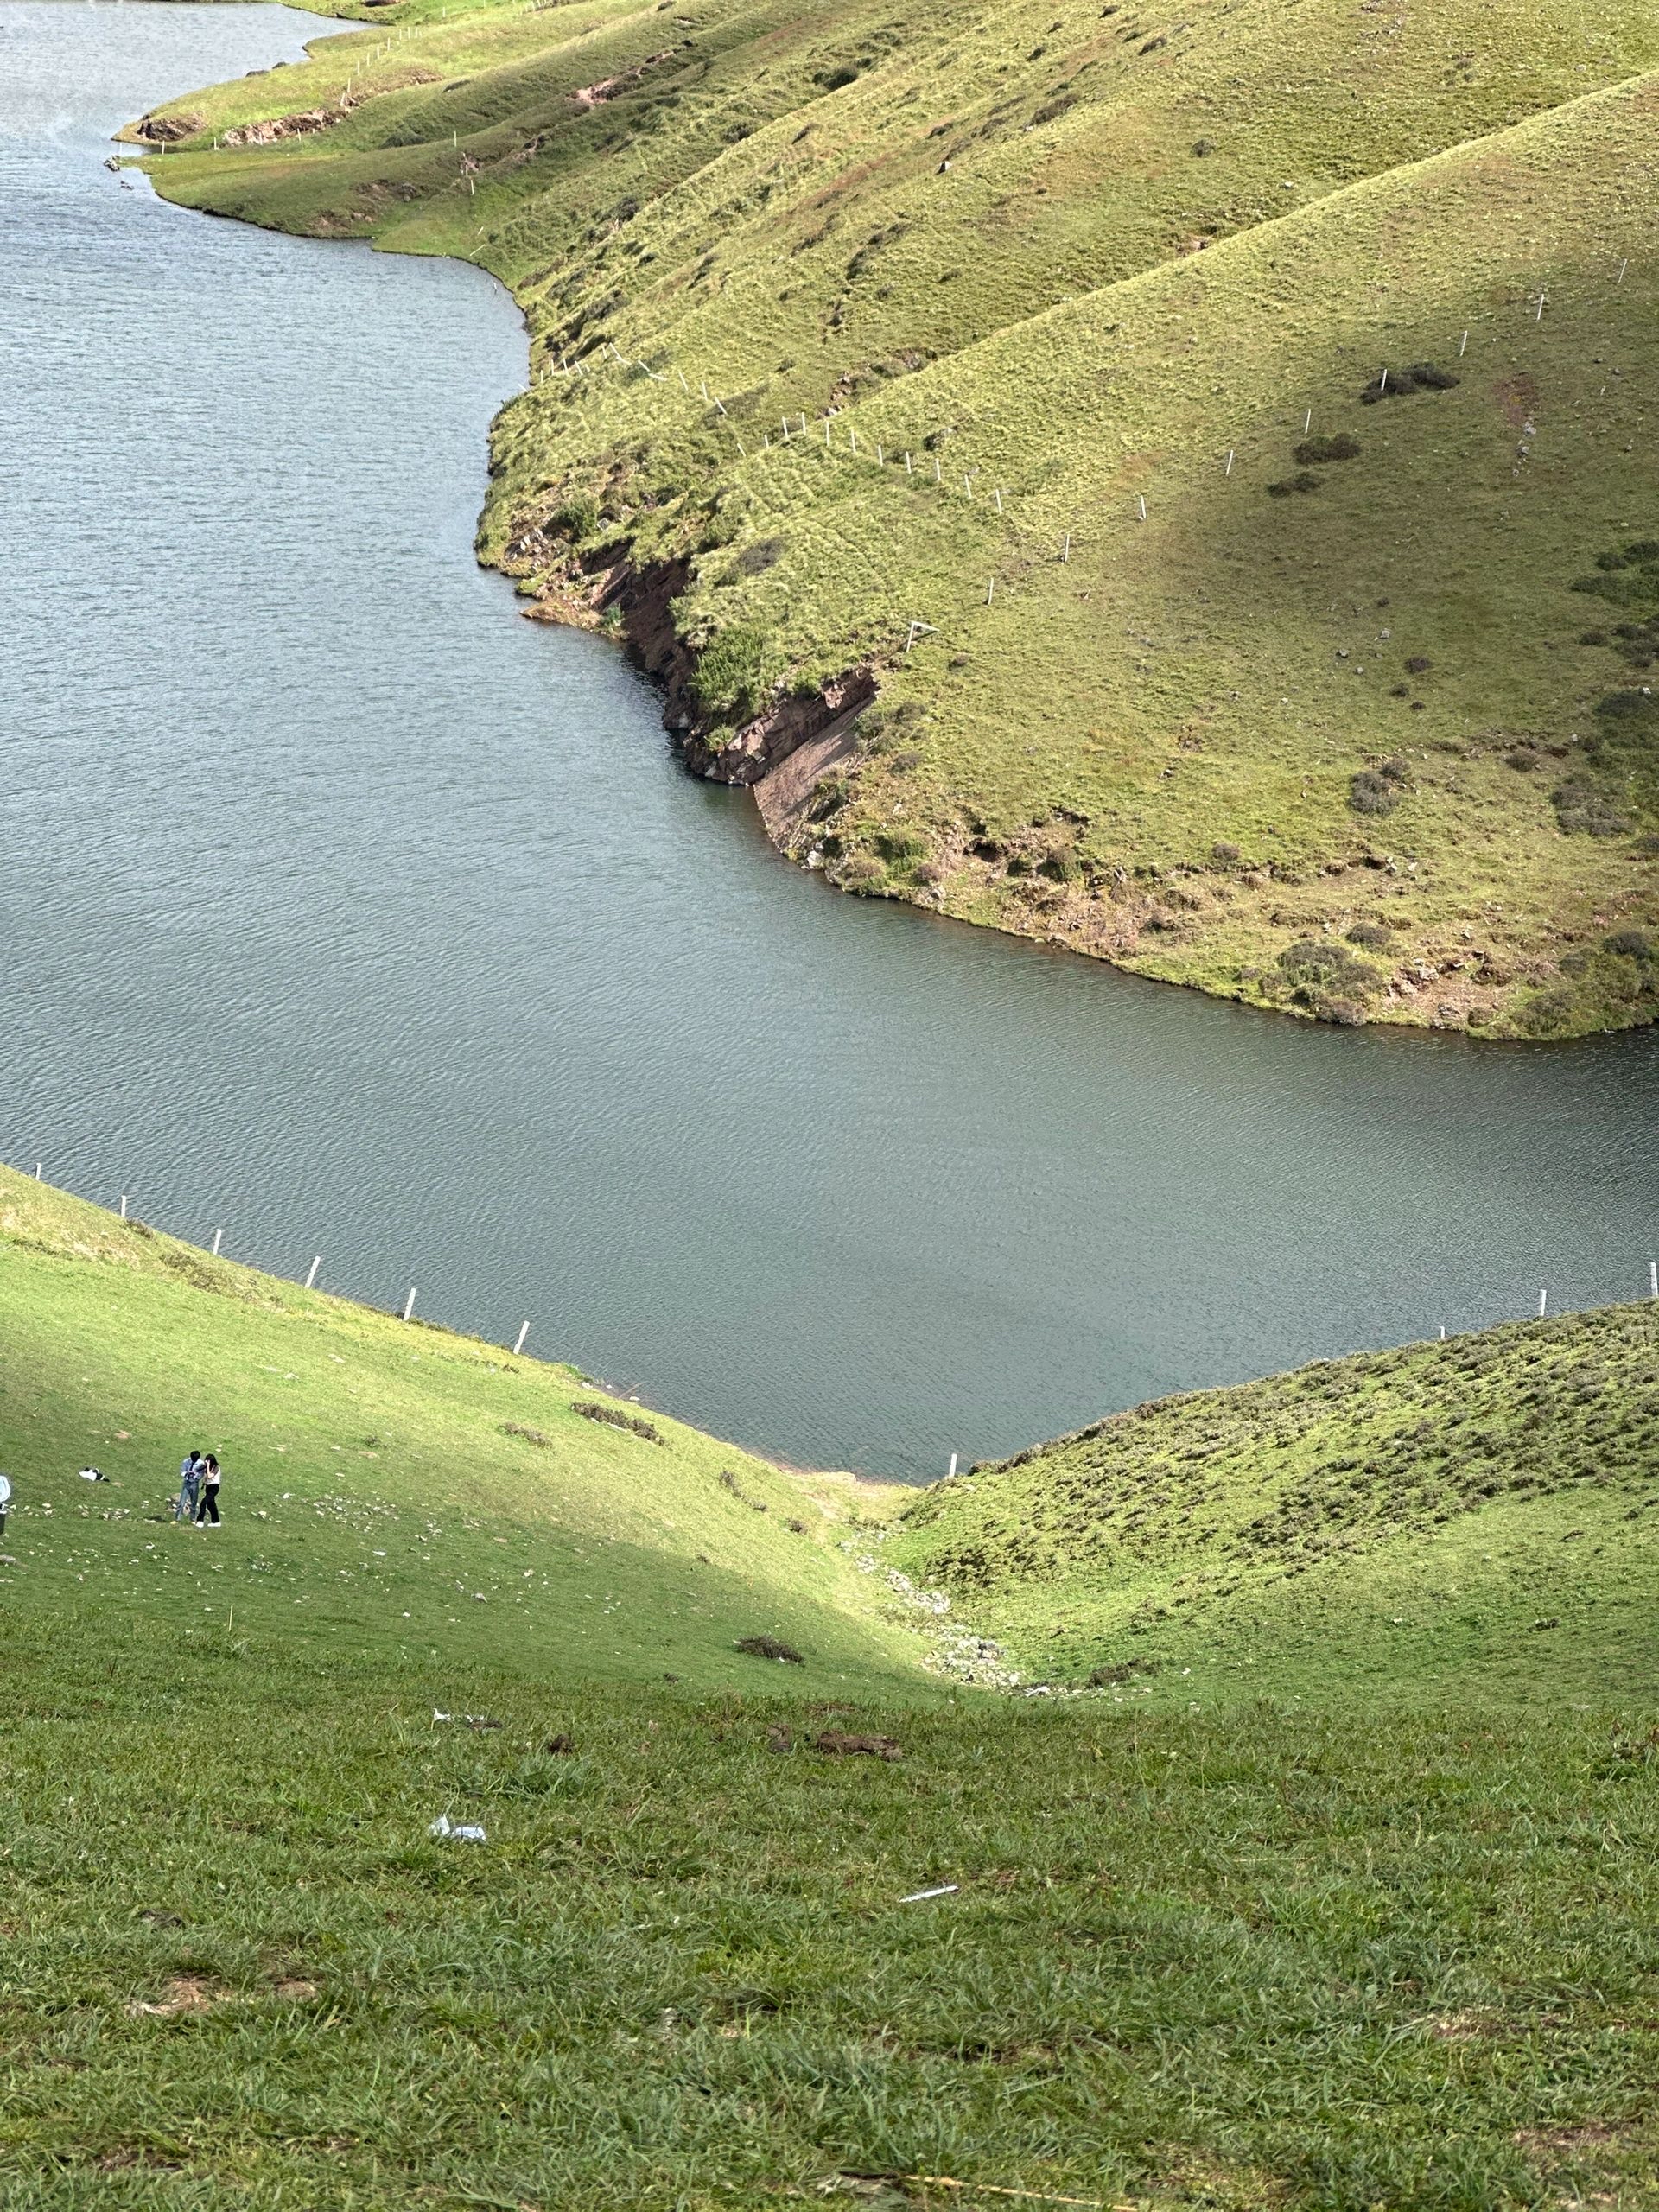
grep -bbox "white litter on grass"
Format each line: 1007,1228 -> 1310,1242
429,1814 -> 486,1843
78,1468 -> 107,1483
899,1883 -> 959,1904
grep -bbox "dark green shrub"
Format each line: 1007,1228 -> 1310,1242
552,493 -> 599,541
1553,774 -> 1632,838
571,1400 -> 664,1444
1294,433 -> 1360,465
1605,928 -> 1653,962
1346,921 -> 1390,950
693,623 -> 768,717
1039,847 -> 1080,882
734,1635 -> 804,1662
874,829 -> 926,866
1277,938 -> 1378,999
1518,988 -> 1579,1035
1268,471 -> 1323,497
837,855 -> 887,892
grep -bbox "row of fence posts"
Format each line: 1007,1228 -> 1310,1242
23,1163 -> 1659,1447
35,1161 -> 535,1362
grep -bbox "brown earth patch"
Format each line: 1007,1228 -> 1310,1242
1492,371 -> 1539,430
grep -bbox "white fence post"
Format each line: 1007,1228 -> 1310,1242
404,1287 -> 417,1322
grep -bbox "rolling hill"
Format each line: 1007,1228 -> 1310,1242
130,0 -> 1659,1036
888,1300 -> 1659,1704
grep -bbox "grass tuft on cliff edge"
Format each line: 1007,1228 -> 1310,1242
133,0 -> 1659,1036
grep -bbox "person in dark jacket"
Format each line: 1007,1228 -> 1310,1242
194,1454 -> 222,1527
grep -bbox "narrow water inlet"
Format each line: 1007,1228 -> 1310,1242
1,0 -> 1655,1479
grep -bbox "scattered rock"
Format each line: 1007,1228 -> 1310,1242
571,1398 -> 664,1444
734,1634 -> 804,1663
127,1975 -> 227,2018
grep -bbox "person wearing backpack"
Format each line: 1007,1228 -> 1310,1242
194,1454 -> 222,1526
175,1450 -> 203,1524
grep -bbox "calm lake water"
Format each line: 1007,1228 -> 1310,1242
3,0 -> 1656,1478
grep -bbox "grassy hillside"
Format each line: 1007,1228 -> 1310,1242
130,0 -> 1659,1036
0,1166 -> 925,1696
3,1177 -> 1658,2202
889,1302 -> 1659,1705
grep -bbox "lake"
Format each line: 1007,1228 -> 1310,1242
3,0 -> 1655,1478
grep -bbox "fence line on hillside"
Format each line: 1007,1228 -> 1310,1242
511,252 -> 1646,632
10,1158 -> 1658,1476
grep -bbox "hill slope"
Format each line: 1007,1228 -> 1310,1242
888,1300 -> 1659,1703
132,0 -> 1659,1036
0,1165 -> 927,1697
2,1179 -> 1658,2202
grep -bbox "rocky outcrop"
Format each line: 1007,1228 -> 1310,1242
679,668 -> 878,786
133,111 -> 204,143
524,550 -> 876,806
219,100 -> 358,148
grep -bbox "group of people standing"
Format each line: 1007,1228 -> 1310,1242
174,1450 -> 224,1525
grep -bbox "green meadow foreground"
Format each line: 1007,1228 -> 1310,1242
133,0 -> 1659,1036
2,1168 -> 1657,2206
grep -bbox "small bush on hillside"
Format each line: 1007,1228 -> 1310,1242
1294,433 -> 1360,465
1553,774 -> 1631,838
734,1634 -> 804,1662
1346,921 -> 1391,950
837,855 -> 887,893
1605,928 -> 1653,962
1277,938 -> 1378,1004
693,623 -> 768,717
1349,769 -> 1398,816
571,1399 -> 664,1445
1360,363 -> 1460,404
552,493 -> 599,541
1518,988 -> 1579,1036
1268,471 -> 1323,498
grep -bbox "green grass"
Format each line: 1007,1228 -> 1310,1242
130,0 -> 1659,1036
3,1176 -> 1658,2204
0,1167 -> 925,1698
888,1303 -> 1659,1707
